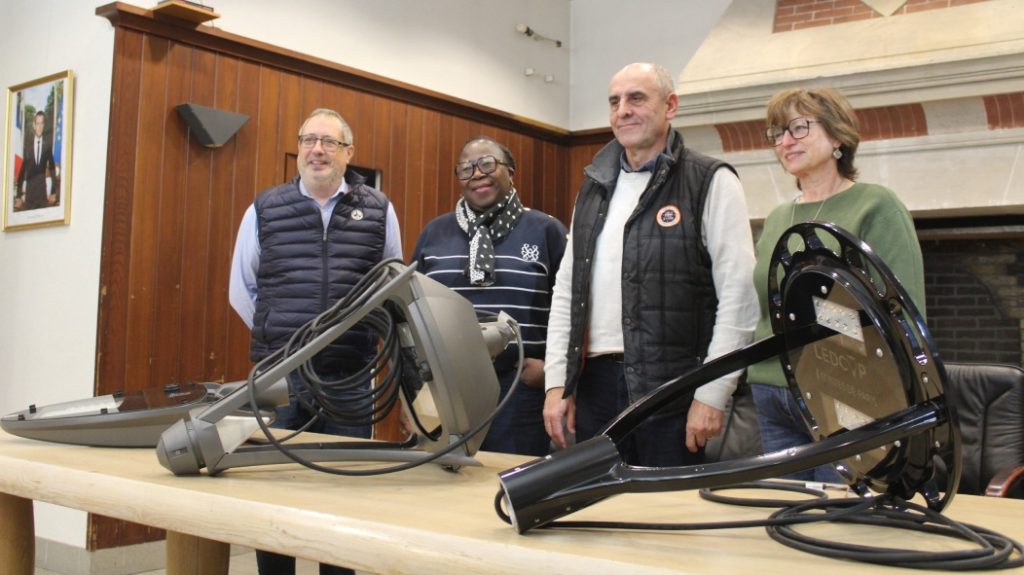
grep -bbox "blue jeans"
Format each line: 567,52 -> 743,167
480,368 -> 550,457
750,383 -> 843,484
575,355 -> 704,467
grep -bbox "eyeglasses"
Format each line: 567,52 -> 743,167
297,134 -> 350,153
764,118 -> 820,146
455,155 -> 510,181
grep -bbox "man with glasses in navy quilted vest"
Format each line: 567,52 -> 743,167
229,107 -> 402,575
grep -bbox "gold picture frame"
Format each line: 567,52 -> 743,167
3,70 -> 74,231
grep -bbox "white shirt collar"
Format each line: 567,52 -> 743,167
297,178 -> 349,201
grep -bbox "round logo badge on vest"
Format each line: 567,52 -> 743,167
350,209 -> 364,221
656,205 -> 682,228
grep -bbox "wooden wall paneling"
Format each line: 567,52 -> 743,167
532,137 -> 549,216
122,34 -> 171,391
557,144 -> 571,224
177,47 -> 218,381
300,75 -> 325,122
449,117 -> 473,174
374,102 -> 408,441
416,108 -> 442,241
532,140 -> 548,218
374,102 -> 412,444
548,141 -> 565,221
352,90 -> 376,173
387,101 -> 410,245
403,103 -> 423,237
92,32 -> 176,553
148,41 -> 192,390
537,140 -> 551,218
421,108 -> 442,231
277,71 -> 303,183
332,85 -> 360,145
501,130 -> 520,193
203,53 -> 242,380
370,97 -> 393,191
402,104 -> 426,253
433,114 -> 454,223
224,58 -> 263,380
351,92 -> 373,169
548,142 -> 565,219
329,85 -> 358,149
444,116 -> 467,220
511,132 -> 534,210
513,133 -> 532,211
544,141 -> 569,224
509,132 -> 528,208
255,66 -> 282,192
96,27 -> 144,400
477,123 -> 498,140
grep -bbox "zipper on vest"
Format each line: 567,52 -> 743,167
321,226 -> 329,311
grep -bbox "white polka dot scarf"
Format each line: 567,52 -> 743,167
454,188 -> 524,286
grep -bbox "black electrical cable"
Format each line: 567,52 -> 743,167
494,480 -> 868,532
699,480 -> 830,508
282,265 -> 405,429
296,308 -> 403,427
494,481 -> 1023,570
245,259 -> 527,476
767,494 -> 1024,570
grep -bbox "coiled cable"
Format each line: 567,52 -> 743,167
494,480 -> 1022,570
246,259 -> 525,476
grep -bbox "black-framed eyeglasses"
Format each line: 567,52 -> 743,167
764,118 -> 820,147
297,134 -> 350,153
455,155 -> 509,181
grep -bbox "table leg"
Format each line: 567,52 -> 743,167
0,493 -> 34,575
166,530 -> 230,575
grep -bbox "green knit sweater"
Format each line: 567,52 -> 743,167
747,182 -> 925,387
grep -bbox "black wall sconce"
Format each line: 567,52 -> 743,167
175,103 -> 249,148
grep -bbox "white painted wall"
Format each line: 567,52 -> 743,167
204,0 -> 572,128
128,0 -> 738,131
569,0 -> 733,130
0,0 -> 114,548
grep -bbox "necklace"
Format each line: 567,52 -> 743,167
790,195 -> 829,227
789,178 -> 848,227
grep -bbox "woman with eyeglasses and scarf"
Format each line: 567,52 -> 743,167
410,136 -> 567,456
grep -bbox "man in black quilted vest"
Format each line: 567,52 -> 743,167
542,63 -> 759,467
228,108 -> 402,575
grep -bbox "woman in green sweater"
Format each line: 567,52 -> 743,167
749,87 -> 925,483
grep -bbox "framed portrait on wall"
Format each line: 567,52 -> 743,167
3,70 -> 74,231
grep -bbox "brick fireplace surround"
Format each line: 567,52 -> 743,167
920,229 -> 1024,366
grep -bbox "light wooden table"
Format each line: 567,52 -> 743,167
2,429 -> 1023,574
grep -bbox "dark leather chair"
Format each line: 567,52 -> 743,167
943,362 -> 1024,498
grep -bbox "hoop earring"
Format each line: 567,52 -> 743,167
832,148 -> 843,160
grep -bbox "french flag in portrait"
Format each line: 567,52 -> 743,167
12,92 -> 23,183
